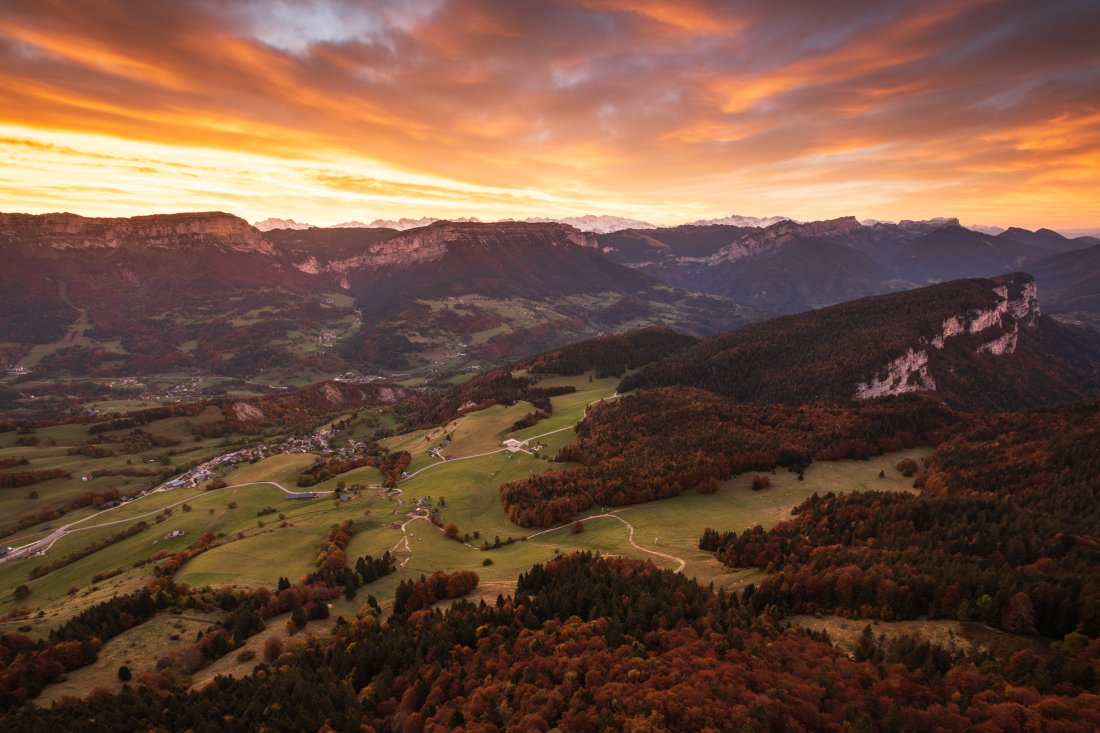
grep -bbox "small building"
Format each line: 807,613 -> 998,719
167,529 -> 185,539
502,439 -> 528,452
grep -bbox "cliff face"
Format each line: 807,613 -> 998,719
855,274 -> 1041,399
294,221 -> 599,275
702,216 -> 862,265
0,212 -> 273,254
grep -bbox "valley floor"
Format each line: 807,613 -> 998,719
1,369 -> 932,702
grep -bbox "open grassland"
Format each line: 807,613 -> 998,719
189,441 -> 932,604
507,373 -> 619,442
34,611 -> 221,705
0,406 -> 267,542
4,381 -> 931,625
1,367 -> 932,681
790,614 -> 1052,661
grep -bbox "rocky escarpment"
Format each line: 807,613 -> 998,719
0,211 -> 273,254
855,274 -> 1041,398
294,221 -> 599,275
700,216 -> 862,265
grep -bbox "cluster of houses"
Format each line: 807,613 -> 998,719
156,423 -> 375,492
334,372 -> 382,384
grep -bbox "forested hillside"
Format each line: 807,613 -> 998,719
501,388 -> 955,527
706,402 -> 1100,639
6,553 -> 1098,731
621,274 -> 1100,410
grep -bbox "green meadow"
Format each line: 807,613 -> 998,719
0,367 -> 933,695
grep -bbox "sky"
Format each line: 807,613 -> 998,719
0,0 -> 1098,230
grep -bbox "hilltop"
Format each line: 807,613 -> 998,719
621,273 -> 1100,411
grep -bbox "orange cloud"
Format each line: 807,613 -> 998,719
0,0 -> 1095,230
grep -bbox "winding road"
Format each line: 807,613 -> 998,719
1,391 -> 631,569
401,392 -> 620,482
0,479 -> 316,564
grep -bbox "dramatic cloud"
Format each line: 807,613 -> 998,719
0,0 -> 1097,228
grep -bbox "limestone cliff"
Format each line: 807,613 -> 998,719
855,274 -> 1041,399
700,217 -> 862,265
0,211 -> 273,254
294,221 -> 599,275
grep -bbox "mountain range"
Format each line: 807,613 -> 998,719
1,208 -> 1098,419
253,213 -> 794,234
0,212 -> 749,416
597,216 -> 1100,315
254,212 -> 1090,238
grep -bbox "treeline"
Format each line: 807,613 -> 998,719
392,570 -> 479,616
0,580 -> 190,710
3,549 -> 400,711
517,326 -> 699,378
315,520 -> 357,571
398,369 -> 576,428
296,551 -> 395,600
501,387 -> 955,526
298,450 -> 411,489
28,522 -> 149,580
703,402 -> 1100,639
86,403 -> 205,434
9,488 -> 124,535
95,428 -> 180,452
0,469 -> 70,489
6,553 -> 1099,731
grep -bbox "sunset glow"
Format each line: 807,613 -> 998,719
1,0 -> 1098,229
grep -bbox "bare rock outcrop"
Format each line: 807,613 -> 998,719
695,216 -> 862,266
0,211 -> 273,254
294,221 -> 599,274
856,274 -> 1041,399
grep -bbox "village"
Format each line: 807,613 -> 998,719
154,421 -> 367,494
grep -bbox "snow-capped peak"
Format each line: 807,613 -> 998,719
519,214 -> 658,233
253,217 -> 314,231
360,216 -> 482,230
683,213 -> 791,228
967,224 -> 1007,235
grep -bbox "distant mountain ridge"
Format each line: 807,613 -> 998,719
254,217 -> 313,231
683,213 -> 790,227
594,216 -> 1100,318
0,212 -> 752,397
2,211 -> 272,253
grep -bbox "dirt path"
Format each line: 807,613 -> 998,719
222,480 -> 332,496
525,510 -> 686,573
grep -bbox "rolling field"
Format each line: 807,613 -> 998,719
34,611 -> 221,705
0,368 -> 942,701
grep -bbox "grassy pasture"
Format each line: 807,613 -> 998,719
0,363 -> 936,700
